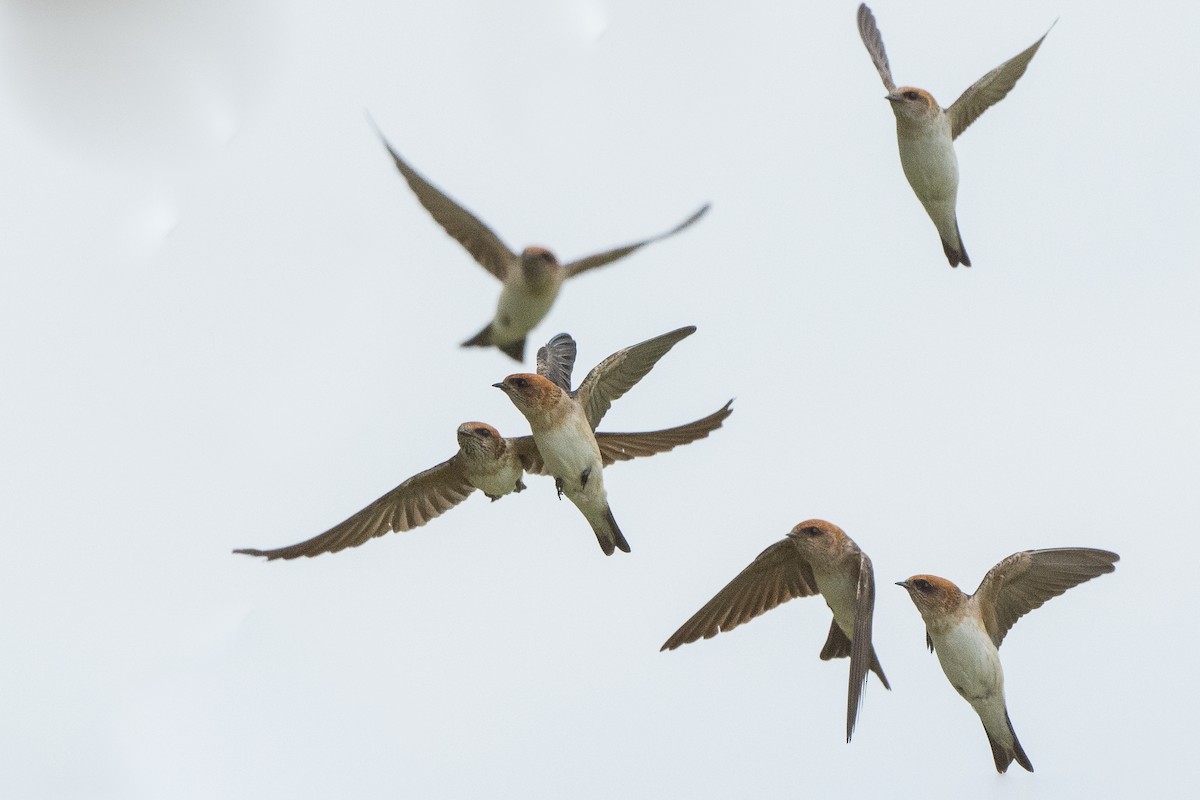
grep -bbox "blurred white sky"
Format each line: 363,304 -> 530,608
1,1 -> 1197,797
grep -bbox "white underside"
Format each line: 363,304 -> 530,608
535,420 -> 606,506
490,275 -> 561,345
470,460 -> 523,498
898,128 -> 961,243
932,617 -> 1012,746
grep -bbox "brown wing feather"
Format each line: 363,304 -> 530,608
233,457 -> 475,560
563,204 -> 709,278
973,547 -> 1119,647
594,400 -> 732,465
856,4 -> 897,93
536,333 -> 578,393
947,23 -> 1054,140
575,326 -> 696,430
371,121 -> 515,280
845,551 -> 883,742
508,436 -> 546,476
661,539 -> 819,650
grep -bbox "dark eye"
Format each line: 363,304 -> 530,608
913,579 -> 931,592
514,378 -> 528,388
475,428 -> 492,437
804,527 -> 822,537
903,90 -> 920,101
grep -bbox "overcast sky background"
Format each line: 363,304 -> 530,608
2,1 -> 1197,797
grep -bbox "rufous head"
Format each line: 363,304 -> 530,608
519,246 -> 561,284
456,421 -> 504,456
786,519 -> 851,560
896,574 -> 967,621
492,373 -> 562,414
885,86 -> 941,122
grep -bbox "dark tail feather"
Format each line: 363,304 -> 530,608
1009,712 -> 1033,772
497,337 -> 526,362
869,648 -> 890,690
985,712 -> 1033,773
941,218 -> 971,267
819,620 -> 851,660
592,505 -> 629,555
461,324 -> 525,361
461,323 -> 493,348
985,726 -> 1011,773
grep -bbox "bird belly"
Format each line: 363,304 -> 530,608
814,569 -> 858,638
897,131 -> 960,231
469,459 -> 524,499
536,423 -> 604,497
491,276 -> 560,344
933,618 -> 1004,706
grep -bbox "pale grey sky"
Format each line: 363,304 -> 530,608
2,1 -> 1197,797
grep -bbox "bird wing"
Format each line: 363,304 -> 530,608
562,204 -> 710,278
845,551 -> 878,742
536,333 -> 578,393
507,436 -> 546,476
661,539 -> 819,650
593,400 -> 733,465
946,22 -> 1054,140
371,121 -> 515,280
973,547 -> 1119,648
232,457 -> 476,560
856,4 -> 897,94
514,400 -> 731,474
574,325 -> 697,429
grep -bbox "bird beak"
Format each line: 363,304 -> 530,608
492,382 -> 506,390
895,580 -> 910,589
885,93 -> 900,103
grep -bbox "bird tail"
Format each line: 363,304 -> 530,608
461,323 -> 493,348
819,622 -> 891,689
461,324 -> 526,362
868,649 -> 890,690
941,217 -> 971,267
985,712 -> 1034,773
588,504 -> 630,556
496,338 -> 526,361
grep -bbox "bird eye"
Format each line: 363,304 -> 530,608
805,527 -> 822,537
513,378 -> 528,388
913,579 -> 931,591
476,428 -> 492,437
903,90 -> 920,101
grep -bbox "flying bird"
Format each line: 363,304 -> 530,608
897,547 -> 1119,773
494,326 -> 698,555
856,3 -> 1053,266
371,120 -> 709,360
234,402 -> 732,561
662,519 -> 890,742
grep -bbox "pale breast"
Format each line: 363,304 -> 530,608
814,567 -> 859,637
534,415 -> 602,489
932,617 -> 1004,704
469,458 -> 524,498
896,122 -> 959,203
493,272 -> 562,340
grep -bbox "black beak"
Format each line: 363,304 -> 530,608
895,580 -> 909,588
492,382 -> 506,390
